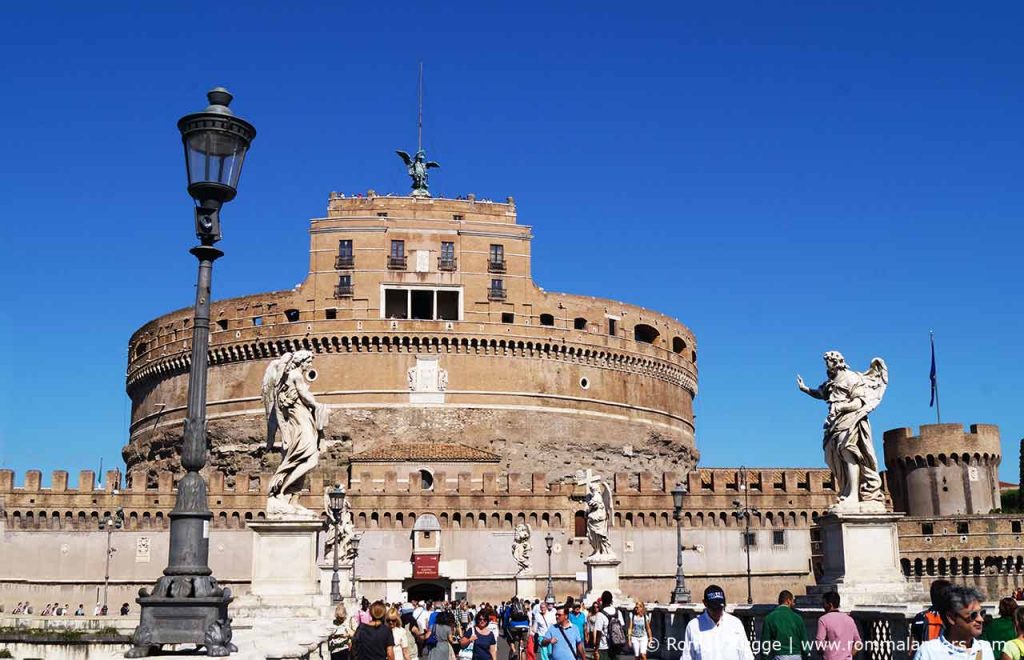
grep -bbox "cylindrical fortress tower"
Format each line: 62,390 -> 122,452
883,423 -> 1001,516
124,194 -> 699,482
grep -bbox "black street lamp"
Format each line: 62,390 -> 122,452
327,485 -> 346,604
350,534 -> 362,599
100,507 -> 125,612
127,88 -> 255,658
732,466 -> 759,605
544,533 -> 554,602
670,484 -> 691,604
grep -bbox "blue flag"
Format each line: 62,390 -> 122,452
929,334 -> 937,407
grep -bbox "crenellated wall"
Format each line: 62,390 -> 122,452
883,424 -> 1001,516
0,466 -> 838,535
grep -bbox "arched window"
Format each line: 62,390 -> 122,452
419,470 -> 434,490
672,337 -> 686,354
574,317 -> 588,330
574,511 -> 586,538
634,324 -> 659,344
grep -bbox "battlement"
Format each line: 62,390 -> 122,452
0,466 -> 835,499
883,423 -> 1001,467
324,193 -> 517,223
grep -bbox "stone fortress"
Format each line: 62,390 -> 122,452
0,189 -> 1017,608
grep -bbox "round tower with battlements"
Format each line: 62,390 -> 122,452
883,423 -> 1001,516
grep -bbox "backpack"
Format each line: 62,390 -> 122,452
910,609 -> 943,643
424,611 -> 440,647
509,601 -> 530,626
604,610 -> 627,649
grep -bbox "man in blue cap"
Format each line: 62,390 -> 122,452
681,585 -> 754,660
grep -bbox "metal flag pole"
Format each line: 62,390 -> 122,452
417,61 -> 424,152
930,331 -> 941,424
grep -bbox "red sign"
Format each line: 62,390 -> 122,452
413,554 -> 440,579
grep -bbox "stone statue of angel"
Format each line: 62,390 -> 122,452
323,487 -> 356,561
262,350 -> 329,517
511,523 -> 533,574
797,351 -> 888,512
396,149 -> 440,197
585,479 -> 615,558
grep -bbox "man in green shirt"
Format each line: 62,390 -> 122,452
760,591 -> 808,660
981,597 -> 1018,655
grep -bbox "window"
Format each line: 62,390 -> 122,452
574,511 -> 587,538
284,309 -> 300,322
439,241 -> 456,271
381,286 -> 462,321
389,240 -> 406,269
419,470 -> 434,490
489,279 -> 506,301
488,244 -> 506,272
336,240 -> 354,269
921,522 -> 934,536
1013,521 -> 1022,534
253,316 -> 263,326
772,530 -> 786,546
377,212 -> 388,218
956,521 -> 969,534
335,275 -> 353,298
672,337 -> 686,353
325,308 -> 337,320
216,319 -> 228,331
742,531 -> 756,548
634,324 -> 660,344
539,313 -> 555,326
574,317 -> 588,330
607,318 -> 617,336
452,214 -> 464,221
501,312 -> 514,324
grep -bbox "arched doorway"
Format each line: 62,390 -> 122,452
406,578 -> 451,602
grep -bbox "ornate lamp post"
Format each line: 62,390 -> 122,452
350,534 -> 362,599
670,484 -> 692,604
544,533 -> 554,602
732,466 -> 759,605
327,485 -> 346,604
127,88 -> 255,658
100,507 -> 125,612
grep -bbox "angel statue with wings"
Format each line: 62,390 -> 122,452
262,350 -> 329,517
396,149 -> 440,197
585,479 -> 615,558
323,487 -> 356,561
511,523 -> 533,574
797,351 -> 888,513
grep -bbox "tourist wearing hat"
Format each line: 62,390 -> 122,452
680,586 -> 753,660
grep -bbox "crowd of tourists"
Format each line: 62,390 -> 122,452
5,601 -> 131,616
329,590 -> 639,660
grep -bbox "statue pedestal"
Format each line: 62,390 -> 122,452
234,518 -> 330,620
582,557 -> 631,607
515,575 -> 537,600
318,561 -> 354,602
798,511 -> 925,609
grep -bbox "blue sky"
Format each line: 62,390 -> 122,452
1,2 -> 1021,484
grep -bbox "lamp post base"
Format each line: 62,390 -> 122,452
126,592 -> 235,657
671,584 -> 692,605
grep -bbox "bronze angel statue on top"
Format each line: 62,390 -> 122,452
797,351 -> 888,513
396,149 -> 440,197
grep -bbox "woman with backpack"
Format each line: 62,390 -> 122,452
626,602 -> 652,660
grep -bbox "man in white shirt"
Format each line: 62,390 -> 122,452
681,585 -> 754,660
913,586 -> 994,660
592,590 -> 625,660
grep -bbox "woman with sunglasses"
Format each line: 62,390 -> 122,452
461,612 -> 497,660
387,607 -> 412,660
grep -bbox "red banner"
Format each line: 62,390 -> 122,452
412,554 -> 440,579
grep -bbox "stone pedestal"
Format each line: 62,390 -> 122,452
318,562 -> 354,602
582,557 -> 631,606
235,518 -> 330,621
799,511 -> 925,608
515,575 -> 537,600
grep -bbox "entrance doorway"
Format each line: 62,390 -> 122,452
405,579 -> 451,602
